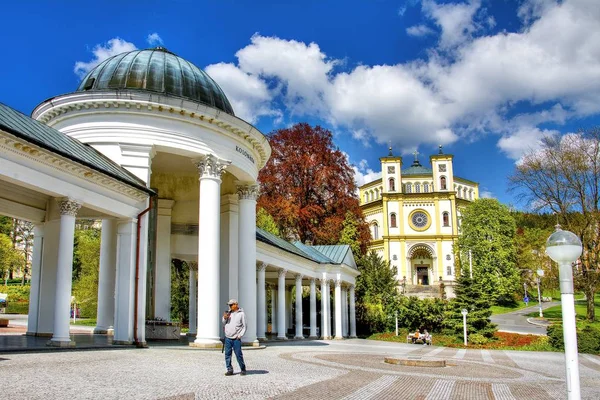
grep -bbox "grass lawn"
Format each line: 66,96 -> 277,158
491,300 -> 538,315
527,294 -> 600,328
70,318 -> 97,326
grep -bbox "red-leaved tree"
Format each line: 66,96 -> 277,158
258,123 -> 370,254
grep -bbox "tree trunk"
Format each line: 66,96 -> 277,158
586,289 -> 596,321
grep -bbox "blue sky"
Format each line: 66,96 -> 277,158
2,0 -> 600,208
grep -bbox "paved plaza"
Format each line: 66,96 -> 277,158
1,339 -> 600,399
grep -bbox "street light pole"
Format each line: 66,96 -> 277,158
537,269 -> 545,318
546,226 -> 582,400
468,250 -> 473,279
461,309 -> 468,346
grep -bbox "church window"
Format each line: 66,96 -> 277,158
415,183 -> 420,193
463,188 -> 467,198
447,266 -> 452,275
405,183 -> 411,193
364,193 -> 368,203
390,213 -> 397,228
389,178 -> 395,192
423,183 -> 429,193
469,190 -> 473,200
442,212 -> 449,227
440,176 -> 447,190
372,222 -> 379,239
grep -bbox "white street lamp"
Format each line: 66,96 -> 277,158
546,226 -> 582,400
461,309 -> 468,346
537,269 -> 545,318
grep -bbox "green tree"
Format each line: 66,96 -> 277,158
509,129 -> 600,321
256,207 -> 280,236
72,228 -> 101,317
457,198 -> 520,305
0,233 -> 23,284
355,251 -> 399,334
339,211 -> 368,257
171,259 -> 189,323
444,269 -> 496,338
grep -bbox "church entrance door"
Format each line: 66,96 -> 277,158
417,266 -> 429,285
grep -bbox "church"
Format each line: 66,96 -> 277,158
0,47 -> 358,348
359,147 -> 479,298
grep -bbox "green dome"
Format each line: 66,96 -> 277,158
76,47 -> 234,115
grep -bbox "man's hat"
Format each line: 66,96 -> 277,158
227,299 -> 238,306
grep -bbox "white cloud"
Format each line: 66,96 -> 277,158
352,158 -> 382,187
497,126 -> 559,161
398,6 -> 408,16
406,24 -> 436,37
479,190 -> 495,199
205,62 -> 280,124
147,33 -> 163,46
422,0 -> 482,48
74,38 -> 137,78
235,34 -> 337,115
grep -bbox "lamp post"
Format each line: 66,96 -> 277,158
461,309 -> 468,346
546,226 -> 582,400
537,269 -> 545,318
468,250 -> 473,279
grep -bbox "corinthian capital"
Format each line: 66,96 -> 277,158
237,184 -> 259,200
278,269 -> 288,278
193,154 -> 230,179
57,198 -> 82,217
258,262 -> 267,272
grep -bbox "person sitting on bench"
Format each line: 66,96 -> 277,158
411,329 -> 421,343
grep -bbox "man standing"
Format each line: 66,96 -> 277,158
222,299 -> 247,376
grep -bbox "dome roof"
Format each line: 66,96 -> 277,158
402,159 -> 432,176
76,47 -> 234,115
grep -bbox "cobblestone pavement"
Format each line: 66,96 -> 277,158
1,339 -> 599,399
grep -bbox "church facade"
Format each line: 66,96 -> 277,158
359,148 -> 479,298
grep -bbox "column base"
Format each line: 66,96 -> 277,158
276,336 -> 288,340
308,335 -> 319,339
321,336 -> 332,340
190,338 -> 222,348
242,340 -> 261,347
349,335 -> 357,338
93,326 -> 114,335
135,341 -> 148,348
334,336 -> 344,340
113,340 -> 133,345
47,339 -> 75,348
294,335 -> 305,340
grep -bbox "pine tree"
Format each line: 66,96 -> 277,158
443,269 -> 496,338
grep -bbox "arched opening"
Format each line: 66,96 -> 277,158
390,213 -> 397,228
388,178 -> 395,192
408,244 -> 435,286
440,176 -> 447,190
442,211 -> 449,227
371,222 -> 379,239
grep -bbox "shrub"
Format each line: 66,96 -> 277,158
547,323 -> 600,354
469,333 -> 489,345
0,285 -> 30,302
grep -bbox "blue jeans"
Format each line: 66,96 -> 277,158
224,337 -> 246,372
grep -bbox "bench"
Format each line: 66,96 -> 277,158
406,332 -> 432,345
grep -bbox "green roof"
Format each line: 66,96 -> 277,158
402,160 -> 432,176
311,245 -> 351,264
76,47 -> 234,115
293,242 -> 335,263
0,102 -> 153,194
256,228 -> 314,262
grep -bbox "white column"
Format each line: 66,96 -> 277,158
277,269 -> 287,340
26,224 -> 44,335
294,274 -> 304,339
192,155 -> 229,348
220,194 -> 239,311
257,262 -> 267,341
334,277 -> 343,340
309,278 -> 317,338
113,219 -> 137,344
155,199 -> 174,321
286,286 -> 293,331
188,262 -> 197,336
271,286 -> 278,335
327,280 -> 332,338
237,184 -> 259,346
320,275 -> 329,339
341,286 -> 348,337
49,198 -> 81,347
94,219 -> 117,334
349,284 -> 357,338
